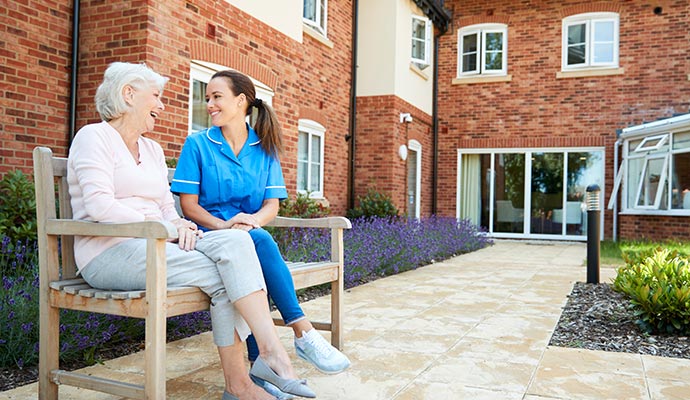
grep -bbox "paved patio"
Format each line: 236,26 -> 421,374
2,241 -> 689,399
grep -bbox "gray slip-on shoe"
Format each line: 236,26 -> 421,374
222,391 -> 239,400
249,356 -> 316,398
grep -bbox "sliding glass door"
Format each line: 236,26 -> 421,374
458,148 -> 604,239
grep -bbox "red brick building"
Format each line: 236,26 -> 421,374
438,0 -> 690,241
2,0 -> 689,240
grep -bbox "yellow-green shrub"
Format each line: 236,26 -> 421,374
613,248 -> 690,335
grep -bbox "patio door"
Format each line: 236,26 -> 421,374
458,148 -> 604,240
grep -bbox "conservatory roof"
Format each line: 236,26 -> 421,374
621,113 -> 690,139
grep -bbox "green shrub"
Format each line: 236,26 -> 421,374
0,170 -> 37,244
620,241 -> 690,267
346,188 -> 399,220
279,192 -> 330,218
612,248 -> 690,335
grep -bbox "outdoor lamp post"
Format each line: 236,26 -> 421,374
586,184 -> 601,284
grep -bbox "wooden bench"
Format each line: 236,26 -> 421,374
33,146 -> 351,400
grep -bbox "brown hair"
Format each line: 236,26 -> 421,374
211,70 -> 283,157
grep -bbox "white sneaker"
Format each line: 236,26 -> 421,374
294,329 -> 351,374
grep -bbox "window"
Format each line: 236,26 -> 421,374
562,13 -> 619,70
304,0 -> 327,36
411,15 -> 431,68
457,24 -> 507,77
297,119 -> 325,198
188,62 -> 274,135
610,125 -> 690,213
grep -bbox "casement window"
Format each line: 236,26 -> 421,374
609,126 -> 690,214
304,0 -> 327,36
411,15 -> 431,68
188,62 -> 274,135
457,24 -> 507,77
562,13 -> 619,70
297,119 -> 325,198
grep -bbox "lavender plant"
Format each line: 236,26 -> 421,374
0,237 -> 211,370
277,216 -> 492,289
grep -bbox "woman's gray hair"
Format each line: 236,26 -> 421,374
95,62 -> 169,121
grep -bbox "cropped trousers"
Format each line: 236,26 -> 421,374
80,229 -> 267,347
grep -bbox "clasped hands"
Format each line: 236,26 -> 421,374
224,212 -> 261,232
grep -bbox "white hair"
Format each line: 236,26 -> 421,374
94,62 -> 169,121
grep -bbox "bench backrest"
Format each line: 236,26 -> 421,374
34,147 -> 77,279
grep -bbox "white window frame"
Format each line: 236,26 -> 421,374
189,61 -> 274,135
411,15 -> 432,68
561,13 -> 619,71
297,119 -> 325,198
303,0 -> 327,37
457,24 -> 508,77
407,139 -> 422,219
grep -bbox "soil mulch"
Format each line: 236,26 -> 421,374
549,281 -> 689,359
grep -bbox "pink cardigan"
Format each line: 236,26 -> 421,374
67,121 -> 180,270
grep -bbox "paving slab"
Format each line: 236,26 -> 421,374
2,240 -> 688,399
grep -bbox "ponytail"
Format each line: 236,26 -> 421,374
252,99 -> 283,157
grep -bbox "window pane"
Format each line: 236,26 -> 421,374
297,132 -> 308,162
412,38 -> 425,61
637,158 -> 665,207
627,157 -> 643,207
297,161 -> 308,191
309,164 -> 320,192
673,131 -> 690,150
493,153 -> 525,233
673,152 -> 690,209
485,51 -> 502,71
303,0 -> 316,20
567,44 -> 586,65
530,153 -> 563,235
311,135 -> 321,163
593,43 -> 613,63
191,80 -> 211,131
462,54 -> 477,72
567,24 -> 586,45
485,32 -> 503,51
593,21 -> 613,41
412,18 -> 426,40
462,33 -> 478,53
319,0 -> 326,29
565,152 -> 603,235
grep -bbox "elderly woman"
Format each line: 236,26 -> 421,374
67,62 -> 314,400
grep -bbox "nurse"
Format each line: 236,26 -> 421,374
171,70 -> 350,390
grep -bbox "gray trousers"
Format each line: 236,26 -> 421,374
81,229 -> 267,347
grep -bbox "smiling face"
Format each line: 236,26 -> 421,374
126,83 -> 165,133
205,77 -> 247,127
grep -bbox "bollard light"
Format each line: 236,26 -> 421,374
586,184 -> 601,211
586,184 -> 601,284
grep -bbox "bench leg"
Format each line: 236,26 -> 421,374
39,300 -> 60,399
330,277 -> 343,350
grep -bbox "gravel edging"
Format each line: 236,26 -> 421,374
549,281 -> 690,359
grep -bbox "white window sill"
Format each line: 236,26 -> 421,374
410,63 -> 430,80
619,209 -> 690,216
557,67 -> 624,79
452,75 -> 512,85
303,24 -> 333,49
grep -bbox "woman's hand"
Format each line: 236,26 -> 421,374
171,218 -> 203,251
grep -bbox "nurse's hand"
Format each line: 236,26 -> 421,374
230,223 -> 254,232
228,213 -> 260,230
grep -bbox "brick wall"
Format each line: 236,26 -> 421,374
355,95 -> 433,216
3,0 -> 353,215
437,0 -> 690,239
0,0 -> 74,172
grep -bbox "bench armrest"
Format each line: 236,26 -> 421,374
45,219 -> 178,240
266,216 -> 351,229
